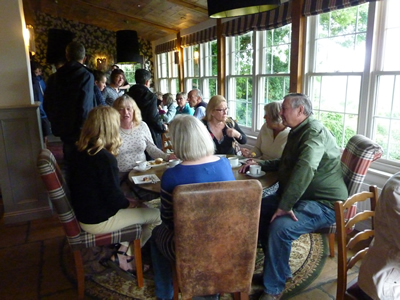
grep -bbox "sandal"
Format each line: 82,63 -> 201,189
106,251 -> 136,281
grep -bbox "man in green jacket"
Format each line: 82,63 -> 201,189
240,93 -> 348,300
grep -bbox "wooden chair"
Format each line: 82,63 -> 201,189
335,185 -> 378,300
37,149 -> 144,299
314,134 -> 383,257
172,180 -> 263,300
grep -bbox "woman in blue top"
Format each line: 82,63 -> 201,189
151,115 -> 234,300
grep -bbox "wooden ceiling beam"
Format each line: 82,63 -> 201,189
76,0 -> 179,34
166,0 -> 208,14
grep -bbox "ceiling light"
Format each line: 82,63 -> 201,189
207,0 -> 282,18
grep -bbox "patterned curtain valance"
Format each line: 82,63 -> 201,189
181,26 -> 217,48
303,0 -> 381,16
222,0 -> 292,37
155,39 -> 177,54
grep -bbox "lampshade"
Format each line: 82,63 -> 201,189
46,29 -> 73,64
207,0 -> 281,18
116,30 -> 142,64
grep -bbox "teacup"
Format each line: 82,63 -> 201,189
228,157 -> 239,167
249,165 -> 261,175
168,159 -> 181,168
136,160 -> 148,171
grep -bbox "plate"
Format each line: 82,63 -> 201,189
231,162 -> 242,169
131,174 -> 160,184
246,170 -> 266,178
240,158 -> 263,164
147,160 -> 168,168
133,166 -> 151,172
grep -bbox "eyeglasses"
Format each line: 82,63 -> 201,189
214,108 -> 228,113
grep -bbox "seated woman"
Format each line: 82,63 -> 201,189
150,115 -> 235,299
175,92 -> 194,116
202,95 -> 247,155
358,172 -> 400,299
159,93 -> 177,123
102,69 -> 125,106
113,95 -> 175,198
69,106 -> 161,279
241,101 -> 289,160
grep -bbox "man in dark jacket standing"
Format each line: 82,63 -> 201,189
44,41 -> 94,178
128,69 -> 166,149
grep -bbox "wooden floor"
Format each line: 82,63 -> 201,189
0,202 -> 361,300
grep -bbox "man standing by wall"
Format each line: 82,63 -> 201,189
44,41 -> 94,176
128,69 -> 166,149
240,93 -> 348,300
188,88 -> 207,120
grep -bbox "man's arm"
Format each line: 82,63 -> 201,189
146,93 -> 166,133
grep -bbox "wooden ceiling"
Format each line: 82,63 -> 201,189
23,0 -> 210,41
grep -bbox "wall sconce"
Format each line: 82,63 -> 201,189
96,57 -> 107,71
194,50 -> 199,60
25,25 -> 36,55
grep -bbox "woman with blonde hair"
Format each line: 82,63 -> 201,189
242,101 -> 289,160
70,106 -> 161,279
150,115 -> 235,299
202,95 -> 247,155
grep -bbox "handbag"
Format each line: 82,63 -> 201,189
226,118 -> 242,156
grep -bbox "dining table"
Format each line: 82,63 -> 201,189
128,160 -> 278,194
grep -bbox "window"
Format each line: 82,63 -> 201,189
117,63 -> 141,85
305,4 -> 368,148
184,45 -> 200,92
226,32 -> 254,128
257,24 -> 291,130
156,52 -> 178,94
372,0 -> 400,161
199,40 -> 217,102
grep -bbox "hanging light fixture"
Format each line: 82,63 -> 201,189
207,0 -> 283,18
116,30 -> 142,64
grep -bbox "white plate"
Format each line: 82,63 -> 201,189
131,174 -> 160,184
133,166 -> 151,172
246,170 -> 266,178
231,162 -> 242,169
240,158 -> 263,164
147,160 -> 168,168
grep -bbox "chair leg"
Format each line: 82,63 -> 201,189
233,292 -> 249,300
328,233 -> 335,257
133,239 -> 144,288
73,250 -> 85,299
172,263 -> 179,300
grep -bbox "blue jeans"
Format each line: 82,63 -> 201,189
150,237 -> 174,299
259,193 -> 336,295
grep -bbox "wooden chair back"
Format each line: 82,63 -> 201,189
172,180 -> 263,300
335,185 -> 378,300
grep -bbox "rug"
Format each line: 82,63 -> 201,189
60,233 -> 327,300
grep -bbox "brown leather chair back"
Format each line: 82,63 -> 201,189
173,180 -> 263,299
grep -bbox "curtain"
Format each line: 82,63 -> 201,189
180,26 -> 217,48
303,0 -> 382,16
155,39 -> 177,54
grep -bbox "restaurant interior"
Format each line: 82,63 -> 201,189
0,0 -> 399,299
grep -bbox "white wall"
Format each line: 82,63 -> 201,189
0,0 -> 33,107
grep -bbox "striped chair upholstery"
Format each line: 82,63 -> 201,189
37,149 -> 144,299
314,134 -> 383,257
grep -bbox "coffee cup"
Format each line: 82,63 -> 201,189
249,165 -> 261,175
168,159 -> 180,168
228,157 -> 239,167
136,161 -> 148,171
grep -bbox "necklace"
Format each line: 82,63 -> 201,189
120,125 -> 133,135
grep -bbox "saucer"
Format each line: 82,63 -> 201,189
230,162 -> 242,169
246,170 -> 266,178
133,166 -> 151,172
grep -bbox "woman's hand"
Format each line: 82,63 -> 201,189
238,160 -> 258,173
225,127 -> 241,139
167,153 -> 177,160
241,148 -> 251,157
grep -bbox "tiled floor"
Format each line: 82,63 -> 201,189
0,210 -> 361,300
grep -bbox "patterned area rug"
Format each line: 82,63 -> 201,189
60,232 -> 327,300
